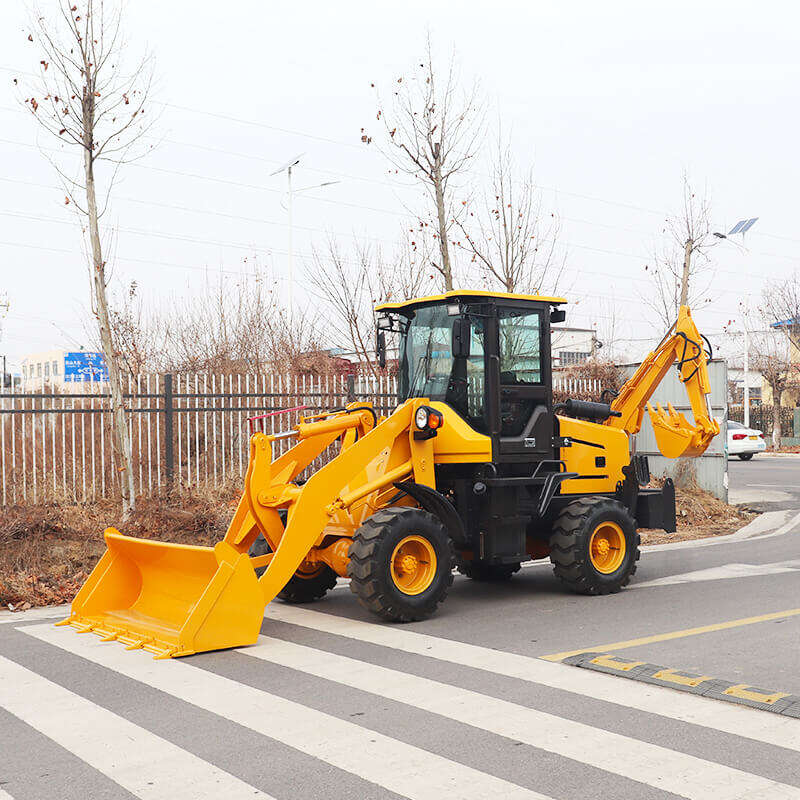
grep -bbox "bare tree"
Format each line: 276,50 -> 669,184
456,135 -> 564,294
20,0 -> 154,516
643,173 -> 716,330
365,36 -> 484,291
109,267 -> 329,376
307,234 -> 434,376
751,273 -> 800,448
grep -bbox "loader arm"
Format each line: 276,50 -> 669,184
606,305 -> 720,458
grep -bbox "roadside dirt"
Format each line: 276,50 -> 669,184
0,488 -> 237,609
1,484 -> 755,608
639,485 -> 754,545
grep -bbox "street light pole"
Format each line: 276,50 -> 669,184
287,163 -> 294,315
714,217 -> 758,428
270,156 -> 340,317
270,154 -> 303,317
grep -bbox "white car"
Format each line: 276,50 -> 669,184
727,420 -> 766,460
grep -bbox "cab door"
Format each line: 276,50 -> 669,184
494,305 -> 554,462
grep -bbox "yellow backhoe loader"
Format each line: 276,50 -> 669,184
59,291 -> 719,658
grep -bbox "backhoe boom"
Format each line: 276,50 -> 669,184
607,305 -> 719,458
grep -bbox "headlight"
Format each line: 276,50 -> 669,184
415,407 -> 429,429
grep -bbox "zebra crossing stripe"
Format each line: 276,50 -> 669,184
0,789 -> 16,799
242,635 -> 800,800
265,605 -> 800,753
0,655 -> 273,800
20,624 -> 553,800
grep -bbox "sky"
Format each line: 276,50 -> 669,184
1,0 -> 800,372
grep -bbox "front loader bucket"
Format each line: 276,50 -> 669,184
58,529 -> 265,659
647,401 -> 718,459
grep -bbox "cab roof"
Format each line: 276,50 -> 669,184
375,290 -> 567,314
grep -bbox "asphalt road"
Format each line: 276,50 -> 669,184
728,453 -> 800,510
1,463 -> 800,799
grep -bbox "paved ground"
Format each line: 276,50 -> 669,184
728,453 -> 800,509
1,462 -> 800,799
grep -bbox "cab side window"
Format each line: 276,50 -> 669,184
498,309 -> 542,384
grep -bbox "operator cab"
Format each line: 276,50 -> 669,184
376,290 -> 567,463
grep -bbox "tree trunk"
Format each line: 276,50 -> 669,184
772,389 -> 782,450
432,144 -> 453,291
679,238 -> 693,306
84,147 -> 136,517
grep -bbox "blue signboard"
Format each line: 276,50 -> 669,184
64,352 -> 109,383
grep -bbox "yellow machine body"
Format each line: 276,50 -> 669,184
60,297 -> 718,659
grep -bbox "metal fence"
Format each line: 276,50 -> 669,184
0,372 -> 603,506
728,404 -> 794,437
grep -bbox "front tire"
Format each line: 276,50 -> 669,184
348,507 -> 454,622
738,453 -> 754,461
550,497 -> 639,595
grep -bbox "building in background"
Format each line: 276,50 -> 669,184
21,349 -> 108,390
551,326 -> 597,370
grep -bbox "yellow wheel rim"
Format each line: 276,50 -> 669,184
390,535 -> 437,595
295,561 -> 324,579
589,522 -> 626,574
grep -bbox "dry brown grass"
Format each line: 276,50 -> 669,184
0,486 -> 239,608
639,484 -> 754,546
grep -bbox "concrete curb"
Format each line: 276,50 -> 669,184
641,508 -> 800,553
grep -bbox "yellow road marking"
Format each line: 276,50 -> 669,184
541,607 -> 800,661
723,685 -> 790,705
652,668 -> 713,688
590,654 -> 644,672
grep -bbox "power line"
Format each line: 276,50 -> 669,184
1,84 -> 799,249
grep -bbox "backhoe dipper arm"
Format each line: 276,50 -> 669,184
606,305 -> 720,458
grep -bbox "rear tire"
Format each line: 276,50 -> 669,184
738,453 -> 754,461
348,507 -> 454,622
458,561 -> 521,581
549,497 -> 639,595
249,534 -> 338,603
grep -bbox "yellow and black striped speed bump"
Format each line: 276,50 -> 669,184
562,652 -> 800,716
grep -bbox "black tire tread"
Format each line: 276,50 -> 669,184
277,566 -> 338,603
549,496 -> 639,595
348,507 -> 454,622
249,534 -> 338,603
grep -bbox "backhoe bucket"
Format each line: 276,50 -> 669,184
647,401 -> 717,459
58,529 -> 265,658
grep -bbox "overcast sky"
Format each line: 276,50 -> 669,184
2,0 -> 799,371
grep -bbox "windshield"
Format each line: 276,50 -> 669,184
399,304 -> 487,432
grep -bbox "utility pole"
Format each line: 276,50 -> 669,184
743,325 -> 750,428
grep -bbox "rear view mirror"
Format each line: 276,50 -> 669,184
376,330 -> 387,369
452,316 -> 471,358
550,308 -> 566,324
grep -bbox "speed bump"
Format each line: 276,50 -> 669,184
560,652 -> 800,716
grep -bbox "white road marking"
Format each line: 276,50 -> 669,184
636,560 -> 800,587
242,636 -> 800,800
22,624 -> 552,800
0,790 -> 16,800
0,655 -> 272,800
265,605 -> 800,753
